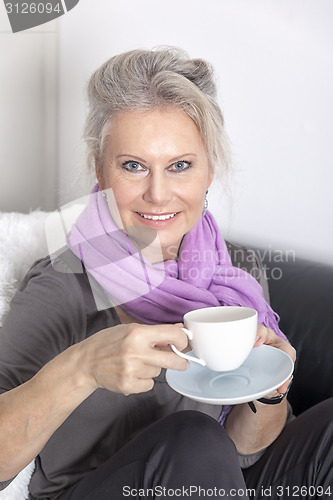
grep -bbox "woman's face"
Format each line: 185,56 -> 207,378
97,108 -> 213,260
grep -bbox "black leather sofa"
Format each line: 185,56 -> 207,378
227,241 -> 333,416
260,250 -> 333,416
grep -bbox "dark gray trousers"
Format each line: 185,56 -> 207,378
58,399 -> 333,500
243,398 -> 333,499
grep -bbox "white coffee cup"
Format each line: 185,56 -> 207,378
171,306 -> 258,371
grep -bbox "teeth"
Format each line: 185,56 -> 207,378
138,212 -> 178,221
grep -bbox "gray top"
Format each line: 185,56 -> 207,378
0,246 -> 288,498
0,252 -> 223,499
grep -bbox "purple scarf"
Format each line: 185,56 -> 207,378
67,185 -> 285,337
66,185 -> 286,423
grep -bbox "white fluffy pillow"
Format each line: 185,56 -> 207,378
0,210 -> 49,499
0,211 -> 49,326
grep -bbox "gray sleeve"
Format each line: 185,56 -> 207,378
0,257 -> 88,490
0,478 -> 15,491
0,257 -> 87,393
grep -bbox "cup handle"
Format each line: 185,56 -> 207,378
170,328 -> 206,366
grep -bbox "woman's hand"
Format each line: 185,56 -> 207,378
76,323 -> 189,396
0,322 -> 188,481
226,325 -> 296,454
253,325 -> 296,394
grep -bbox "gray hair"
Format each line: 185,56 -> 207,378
84,47 -> 231,177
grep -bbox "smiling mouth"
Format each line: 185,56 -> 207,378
136,212 -> 179,221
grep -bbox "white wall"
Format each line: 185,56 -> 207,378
57,0 -> 333,264
0,8 -> 58,212
1,0 -> 332,264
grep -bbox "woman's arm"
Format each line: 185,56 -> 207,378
225,397 -> 288,455
0,323 -> 188,482
225,326 -> 296,454
0,344 -> 92,481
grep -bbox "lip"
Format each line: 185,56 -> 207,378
134,211 -> 180,227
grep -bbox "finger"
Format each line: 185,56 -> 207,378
149,349 -> 189,371
155,343 -> 192,356
277,375 -> 293,394
117,359 -> 162,382
148,325 -> 189,352
122,378 -> 155,395
122,325 -> 189,359
126,323 -> 188,349
253,324 -> 268,347
253,336 -> 264,347
140,365 -> 162,379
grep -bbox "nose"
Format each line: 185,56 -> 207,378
142,171 -> 173,206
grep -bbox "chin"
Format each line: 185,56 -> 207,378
158,237 -> 184,259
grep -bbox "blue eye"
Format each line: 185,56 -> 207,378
171,161 -> 191,172
122,161 -> 145,172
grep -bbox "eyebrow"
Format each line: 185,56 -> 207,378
116,153 -> 197,163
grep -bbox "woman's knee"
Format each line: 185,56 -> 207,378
160,410 -> 225,437
155,410 -> 237,460
145,410 -> 244,491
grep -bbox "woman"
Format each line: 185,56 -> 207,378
0,48 -> 332,500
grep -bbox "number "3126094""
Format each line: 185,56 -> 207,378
5,2 -> 62,14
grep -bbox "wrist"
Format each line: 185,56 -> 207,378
24,345 -> 95,441
43,343 -> 96,404
248,376 -> 293,414
64,342 -> 98,395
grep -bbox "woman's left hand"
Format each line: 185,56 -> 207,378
253,325 -> 296,394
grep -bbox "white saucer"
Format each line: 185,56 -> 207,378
166,345 -> 294,405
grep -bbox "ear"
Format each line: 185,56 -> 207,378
95,159 -> 105,190
207,167 -> 214,189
